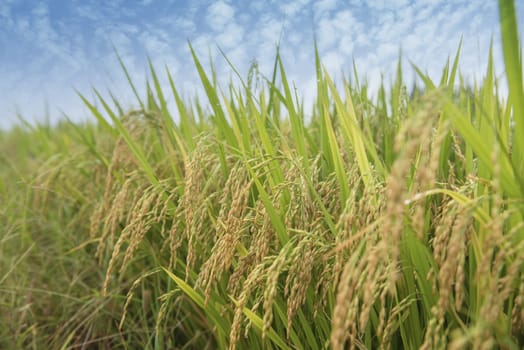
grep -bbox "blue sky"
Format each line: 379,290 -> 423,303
1,0 -> 522,129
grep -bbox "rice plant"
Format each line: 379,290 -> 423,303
1,1 -> 523,348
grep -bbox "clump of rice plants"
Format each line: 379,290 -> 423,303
1,1 -> 523,349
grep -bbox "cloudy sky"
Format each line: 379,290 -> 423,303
1,0 -> 522,129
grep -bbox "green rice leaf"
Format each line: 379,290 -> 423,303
499,0 -> 524,175
230,296 -> 291,350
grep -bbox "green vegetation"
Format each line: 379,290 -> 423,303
1,1 -> 523,348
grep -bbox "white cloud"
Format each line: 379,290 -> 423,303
76,5 -> 101,21
391,0 -> 409,6
316,9 -> 360,52
363,0 -> 386,11
314,0 -> 338,17
215,22 -> 244,50
279,0 -> 311,16
322,50 -> 344,75
139,29 -> 170,54
317,17 -> 338,49
338,36 -> 354,56
249,1 -> 265,12
191,33 -> 213,59
174,16 -> 196,33
206,1 -> 235,31
259,15 -> 284,43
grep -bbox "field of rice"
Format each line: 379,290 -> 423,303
1,1 -> 524,349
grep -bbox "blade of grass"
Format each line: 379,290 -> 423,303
188,42 -> 237,149
499,0 -> 524,174
443,100 -> 520,197
323,68 -> 377,192
93,89 -> 159,187
166,66 -> 195,155
77,92 -> 117,137
162,267 -> 228,343
276,49 -> 310,171
230,296 -> 291,350
113,46 -> 145,111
